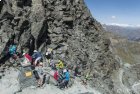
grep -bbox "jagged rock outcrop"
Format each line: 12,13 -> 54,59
0,0 -> 120,94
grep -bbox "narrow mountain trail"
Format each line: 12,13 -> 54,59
112,68 -> 130,94
18,79 -> 100,94
0,67 -> 101,94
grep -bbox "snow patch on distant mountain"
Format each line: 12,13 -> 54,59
104,23 -> 140,28
103,23 -> 140,41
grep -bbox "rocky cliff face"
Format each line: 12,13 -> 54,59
0,0 -> 120,94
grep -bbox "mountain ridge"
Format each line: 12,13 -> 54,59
103,24 -> 140,41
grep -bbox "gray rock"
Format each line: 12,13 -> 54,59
18,66 -> 37,89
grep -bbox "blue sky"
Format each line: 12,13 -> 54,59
85,0 -> 140,25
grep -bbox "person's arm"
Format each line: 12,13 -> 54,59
40,53 -> 43,58
32,53 -> 35,58
59,73 -> 65,80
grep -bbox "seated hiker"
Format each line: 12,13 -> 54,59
46,48 -> 53,60
56,60 -> 64,69
23,53 -> 32,62
32,50 -> 42,66
59,69 -> 70,89
8,44 -> 19,63
34,62 -> 45,87
53,70 -> 59,84
49,60 -> 56,69
21,53 -> 32,67
45,48 -> 53,66
8,44 -> 17,57
73,65 -> 81,77
57,69 -> 65,84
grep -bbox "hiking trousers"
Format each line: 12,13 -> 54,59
59,80 -> 69,89
35,57 -> 41,65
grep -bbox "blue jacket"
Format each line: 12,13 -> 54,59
64,71 -> 70,81
9,45 -> 16,55
32,52 -> 42,59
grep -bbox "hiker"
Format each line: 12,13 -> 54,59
45,48 -> 53,66
34,62 -> 45,87
56,60 -> 64,69
37,62 -> 45,87
59,69 -> 70,89
8,44 -> 19,63
53,70 -> 60,86
32,50 -> 42,66
8,44 -> 17,57
73,65 -> 81,77
20,53 -> 32,67
57,69 -> 65,84
49,60 -> 56,70
46,48 -> 53,60
23,53 -> 32,62
54,70 -> 59,81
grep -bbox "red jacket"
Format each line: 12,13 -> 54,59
54,71 -> 58,81
24,54 -> 32,62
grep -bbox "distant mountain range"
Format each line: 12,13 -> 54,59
103,24 -> 140,41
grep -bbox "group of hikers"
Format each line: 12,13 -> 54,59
5,43 -> 82,89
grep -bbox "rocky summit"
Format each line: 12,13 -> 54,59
1,0 -> 139,94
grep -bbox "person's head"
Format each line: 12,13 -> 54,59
45,52 -> 48,55
58,60 -> 63,64
39,62 -> 43,67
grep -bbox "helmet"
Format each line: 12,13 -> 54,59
58,60 -> 62,63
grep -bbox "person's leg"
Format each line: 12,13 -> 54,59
37,75 -> 43,87
35,57 -> 41,65
64,80 -> 69,88
40,75 -> 44,86
40,78 -> 43,86
59,80 -> 65,89
38,79 -> 42,87
65,81 -> 69,88
60,80 -> 68,89
45,74 -> 50,84
34,59 -> 37,65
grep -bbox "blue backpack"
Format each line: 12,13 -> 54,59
9,45 -> 16,55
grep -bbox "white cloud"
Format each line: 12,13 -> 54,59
111,16 -> 116,19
